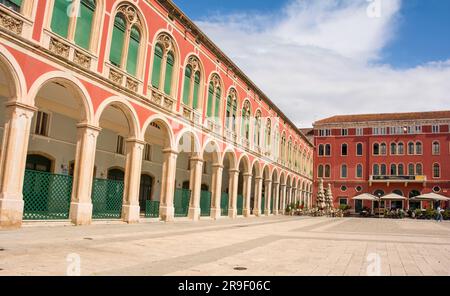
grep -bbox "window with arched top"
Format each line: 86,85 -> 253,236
416,163 -> 423,175
206,74 -> 222,121
380,143 -> 387,155
390,164 -> 397,176
415,142 -> 422,155
390,143 -> 397,155
373,143 -> 380,155
151,33 -> 176,96
432,141 -> 440,155
324,164 -> 331,178
50,0 -> 99,51
408,163 -> 415,176
281,134 -> 286,163
398,142 -> 404,155
241,101 -> 251,140
381,164 -> 387,176
287,140 -> 292,165
318,144 -> 324,156
109,4 -> 143,76
356,164 -> 363,178
341,143 -> 348,156
356,143 -> 363,156
408,142 -> 414,155
433,163 -> 440,178
318,165 -> 324,178
398,164 -> 404,176
325,144 -> 331,156
254,110 -> 262,147
182,56 -> 202,110
341,164 -> 348,178
1,0 -> 22,12
373,164 -> 380,176
265,119 -> 272,150
225,89 -> 238,132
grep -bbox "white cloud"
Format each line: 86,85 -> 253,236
194,0 -> 450,127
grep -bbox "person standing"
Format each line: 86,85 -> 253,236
436,206 -> 443,222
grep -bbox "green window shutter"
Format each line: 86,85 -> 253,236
192,71 -> 200,110
206,82 -> 214,117
182,66 -> 192,105
109,14 -> 126,67
151,44 -> 163,88
126,25 -> 140,76
214,88 -> 221,120
74,0 -> 96,50
50,0 -> 71,38
164,52 -> 174,95
241,109 -> 246,136
226,96 -> 231,128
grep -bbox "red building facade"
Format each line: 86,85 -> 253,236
313,111 -> 450,212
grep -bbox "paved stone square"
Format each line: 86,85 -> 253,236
1,217 -> 450,276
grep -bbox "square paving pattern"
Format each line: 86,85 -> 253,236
1,217 -> 449,275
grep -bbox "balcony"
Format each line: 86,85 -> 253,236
105,62 -> 142,94
369,175 -> 427,186
241,137 -> 250,149
148,87 -> 175,113
205,118 -> 221,135
42,30 -> 98,72
181,105 -> 201,125
0,5 -> 33,39
224,128 -> 237,143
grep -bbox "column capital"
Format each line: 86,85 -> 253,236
211,163 -> 224,169
280,184 -> 287,188
125,138 -> 146,145
243,173 -> 252,178
273,182 -> 280,186
255,176 -> 263,181
264,179 -> 272,184
189,156 -> 204,163
162,148 -> 178,155
5,101 -> 38,113
76,123 -> 102,132
228,169 -> 240,174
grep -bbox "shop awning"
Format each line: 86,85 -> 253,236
381,193 -> 407,200
411,193 -> 450,202
352,193 -> 377,201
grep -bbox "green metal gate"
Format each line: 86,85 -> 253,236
145,200 -> 160,218
237,194 -> 244,215
174,188 -> 190,217
91,178 -> 124,219
261,194 -> 265,215
22,170 -> 72,220
221,193 -> 229,216
200,191 -> 211,217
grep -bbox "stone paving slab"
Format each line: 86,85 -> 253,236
1,217 -> 449,276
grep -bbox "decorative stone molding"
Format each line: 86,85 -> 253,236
118,4 -> 141,27
74,50 -> 92,69
149,88 -> 175,112
109,68 -> 124,85
0,9 -> 23,34
49,37 -> 70,58
157,33 -> 175,54
187,55 -> 201,73
126,77 -> 138,92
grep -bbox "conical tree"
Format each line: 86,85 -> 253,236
325,183 -> 334,210
316,178 -> 326,210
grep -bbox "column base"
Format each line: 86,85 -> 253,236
159,205 -> 174,222
0,197 -> 24,229
228,208 -> 237,219
264,209 -> 270,216
188,207 -> 201,221
273,209 -> 279,216
69,202 -> 92,226
210,208 -> 221,220
243,208 -> 251,217
122,204 -> 141,224
253,209 -> 262,217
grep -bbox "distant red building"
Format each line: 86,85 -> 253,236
312,111 -> 450,212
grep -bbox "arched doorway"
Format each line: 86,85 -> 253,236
139,174 -> 154,214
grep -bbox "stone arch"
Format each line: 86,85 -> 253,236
201,138 -> 221,165
237,153 -> 250,174
27,71 -> 95,124
175,128 -> 201,157
94,96 -> 140,138
221,146 -> 237,170
141,114 -> 175,150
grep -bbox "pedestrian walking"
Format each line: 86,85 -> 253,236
436,206 -> 443,222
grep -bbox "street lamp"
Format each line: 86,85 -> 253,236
376,191 -> 383,218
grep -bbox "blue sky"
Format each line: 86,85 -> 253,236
173,0 -> 450,126
174,0 -> 450,68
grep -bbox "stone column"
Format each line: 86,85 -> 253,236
264,179 -> 272,216
69,123 -> 101,226
210,163 -> 223,220
0,102 -> 36,228
121,138 -> 145,224
243,173 -> 252,217
280,184 -> 287,215
159,149 -> 178,222
228,169 -> 239,219
253,177 -> 263,217
273,182 -> 280,215
188,157 -> 203,221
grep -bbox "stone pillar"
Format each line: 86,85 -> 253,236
69,124 -> 100,226
253,176 -> 263,217
228,169 -> 239,219
280,184 -> 287,215
273,182 -> 280,215
159,149 -> 178,222
243,173 -> 252,217
188,157 -> 203,221
121,139 -> 145,224
210,163 -> 223,220
264,179 -> 272,216
0,102 -> 36,228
